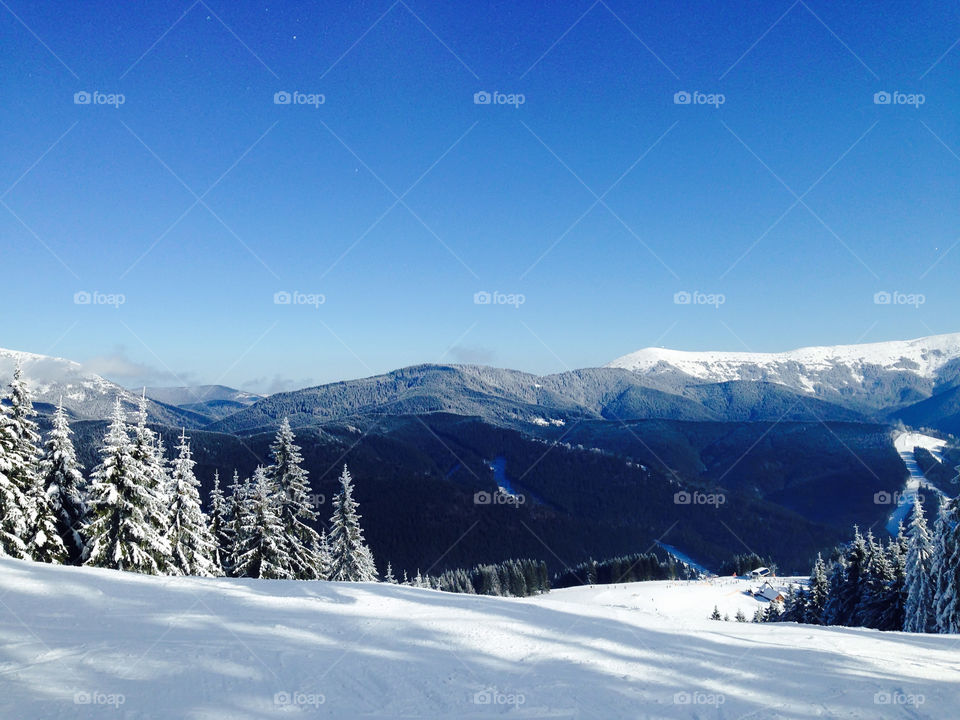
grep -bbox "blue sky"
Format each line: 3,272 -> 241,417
2,0 -> 959,392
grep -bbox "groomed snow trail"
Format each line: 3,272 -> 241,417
888,432 -> 948,534
1,560 -> 957,719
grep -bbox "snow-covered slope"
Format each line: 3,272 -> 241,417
1,559 -> 955,719
608,332 -> 960,408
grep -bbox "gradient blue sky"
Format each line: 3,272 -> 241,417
2,1 -> 959,392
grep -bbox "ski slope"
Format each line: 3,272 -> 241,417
888,432 -> 948,534
0,560 -> 956,718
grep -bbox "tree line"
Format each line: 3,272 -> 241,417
0,364 -> 377,582
763,496 -> 959,632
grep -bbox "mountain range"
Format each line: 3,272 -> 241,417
3,332 -> 958,576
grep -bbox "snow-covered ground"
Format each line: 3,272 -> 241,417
1,560 -> 957,719
888,432 -> 949,534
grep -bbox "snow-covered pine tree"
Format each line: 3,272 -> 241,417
806,553 -> 829,624
904,498 -> 936,632
167,429 -> 218,577
735,608 -> 746,622
233,466 -> 291,579
832,527 -> 869,626
265,419 -> 321,579
327,465 -> 377,582
317,529 -> 332,581
38,398 -> 87,564
0,395 -> 28,558
858,532 -> 895,629
877,533 -> 907,631
384,562 -> 397,583
83,397 -> 172,573
710,605 -> 722,621
208,470 -> 231,575
129,391 -> 173,572
821,553 -> 848,626
5,367 -> 66,564
933,499 -> 960,632
226,470 -> 249,576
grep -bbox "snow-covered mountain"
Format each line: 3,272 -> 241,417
0,347 -> 205,427
608,332 -> 960,410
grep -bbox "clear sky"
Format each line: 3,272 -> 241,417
2,1 -> 959,392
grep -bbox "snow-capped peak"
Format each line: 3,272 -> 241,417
607,332 -> 960,394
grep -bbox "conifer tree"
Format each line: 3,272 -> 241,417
327,465 -> 377,582
317,529 -> 332,581
933,500 -> 960,632
83,397 -> 171,573
266,419 -> 321,579
129,391 -> 173,572
38,398 -> 87,563
208,470 -> 231,574
806,553 -> 829,624
226,470 -> 250,576
904,498 -> 936,632
167,430 -> 218,577
233,466 -> 291,579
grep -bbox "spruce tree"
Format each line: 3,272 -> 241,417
317,529 -> 332,580
226,470 -> 250,576
0,400 -> 28,558
208,470 -> 231,575
904,498 -> 936,632
233,466 -> 290,579
265,419 -> 321,579
83,397 -> 172,573
806,553 -> 829,624
38,398 -> 87,563
384,562 -> 397,583
933,500 -> 960,632
327,465 -> 377,582
129,391 -> 173,572
167,430 -> 218,577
